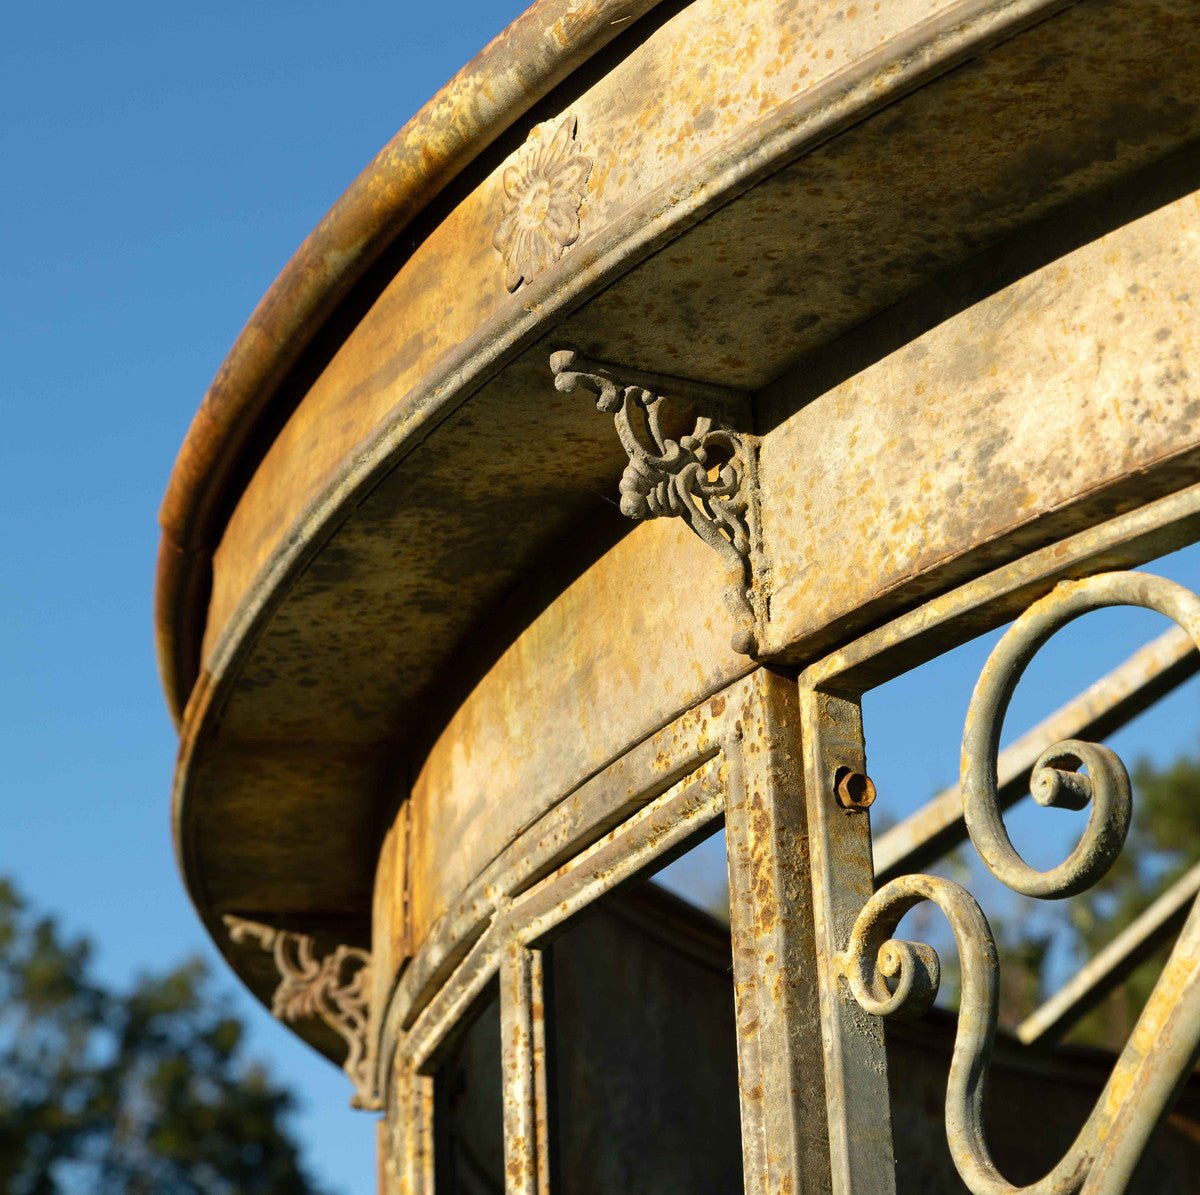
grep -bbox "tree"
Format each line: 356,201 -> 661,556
1059,744 -> 1199,1049
970,739 -> 1199,1047
0,879 -> 332,1195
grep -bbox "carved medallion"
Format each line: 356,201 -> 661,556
224,915 -> 377,1109
550,348 -> 762,654
494,113 -> 591,292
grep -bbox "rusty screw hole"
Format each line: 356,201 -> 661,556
834,767 -> 876,811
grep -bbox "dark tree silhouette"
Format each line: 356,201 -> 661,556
0,879 -> 332,1194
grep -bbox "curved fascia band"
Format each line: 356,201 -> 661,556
154,0 -> 667,721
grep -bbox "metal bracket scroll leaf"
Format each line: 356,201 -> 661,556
224,915 -> 379,1111
841,572 -> 1200,1194
549,347 -> 764,655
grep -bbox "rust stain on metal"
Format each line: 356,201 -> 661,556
833,767 -> 875,812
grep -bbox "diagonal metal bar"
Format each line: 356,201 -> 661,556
873,626 -> 1198,885
1017,860 -> 1200,1047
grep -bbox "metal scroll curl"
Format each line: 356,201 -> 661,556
842,571 -> 1200,1194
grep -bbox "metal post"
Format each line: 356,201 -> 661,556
500,944 -> 550,1195
799,681 -> 896,1195
724,669 -> 832,1193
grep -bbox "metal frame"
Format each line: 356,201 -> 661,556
379,668 -> 831,1194
799,482 -> 1200,1194
378,481 -> 1200,1193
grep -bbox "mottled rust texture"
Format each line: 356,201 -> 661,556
163,0 -> 1200,1104
758,187 -> 1200,663
199,0 -> 972,673
404,520 -> 743,947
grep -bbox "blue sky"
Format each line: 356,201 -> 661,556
1,5 -> 526,1192
3,3 -> 1198,1193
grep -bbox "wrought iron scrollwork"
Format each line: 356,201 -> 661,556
224,915 -> 377,1110
842,572 -> 1200,1194
549,347 -> 762,654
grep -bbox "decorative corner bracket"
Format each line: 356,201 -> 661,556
550,348 -> 763,654
224,915 -> 378,1110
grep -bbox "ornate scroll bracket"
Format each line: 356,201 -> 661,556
550,347 -> 763,654
224,915 -> 378,1110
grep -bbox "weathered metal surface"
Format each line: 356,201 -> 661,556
396,757 -> 728,1086
162,0 -> 949,706
175,186 -> 1200,1058
723,670 -> 831,1193
875,626 -> 1199,885
759,182 -> 1200,665
412,870 -> 1200,1194
959,574 -> 1200,900
166,0 -> 1200,1055
194,0 -> 1200,691
498,946 -> 549,1195
151,0 -> 1200,1184
198,0 -> 1199,696
383,690 -> 727,1064
430,993 -> 505,1194
539,886 -> 743,1195
888,1011 -> 1200,1192
550,347 -> 761,652
495,113 -> 591,295
807,483 -> 1200,695
403,520 -> 744,952
155,0 -> 669,717
374,670 -> 841,1189
372,802 -> 413,1055
799,686 -> 896,1193
1018,862 -> 1200,1048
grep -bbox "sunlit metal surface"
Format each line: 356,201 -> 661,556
874,627 -> 1199,885
156,0 -> 1200,1190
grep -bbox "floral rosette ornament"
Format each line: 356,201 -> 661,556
494,113 -> 591,292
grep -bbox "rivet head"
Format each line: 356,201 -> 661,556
834,767 -> 876,811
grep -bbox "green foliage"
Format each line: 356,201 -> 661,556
983,740 -> 1198,1048
1060,744 -> 1199,1049
0,880 -> 331,1194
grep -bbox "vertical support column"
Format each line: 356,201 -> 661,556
799,682 -> 896,1194
386,1061 -> 434,1195
500,943 -> 550,1195
724,668 -> 832,1194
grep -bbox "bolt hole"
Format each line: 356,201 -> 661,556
834,767 -> 876,811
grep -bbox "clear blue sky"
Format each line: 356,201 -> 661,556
1,5 -> 526,1192
3,4 -> 1198,1193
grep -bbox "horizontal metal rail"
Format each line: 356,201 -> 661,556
1017,860 -> 1200,1047
873,626 -> 1198,885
